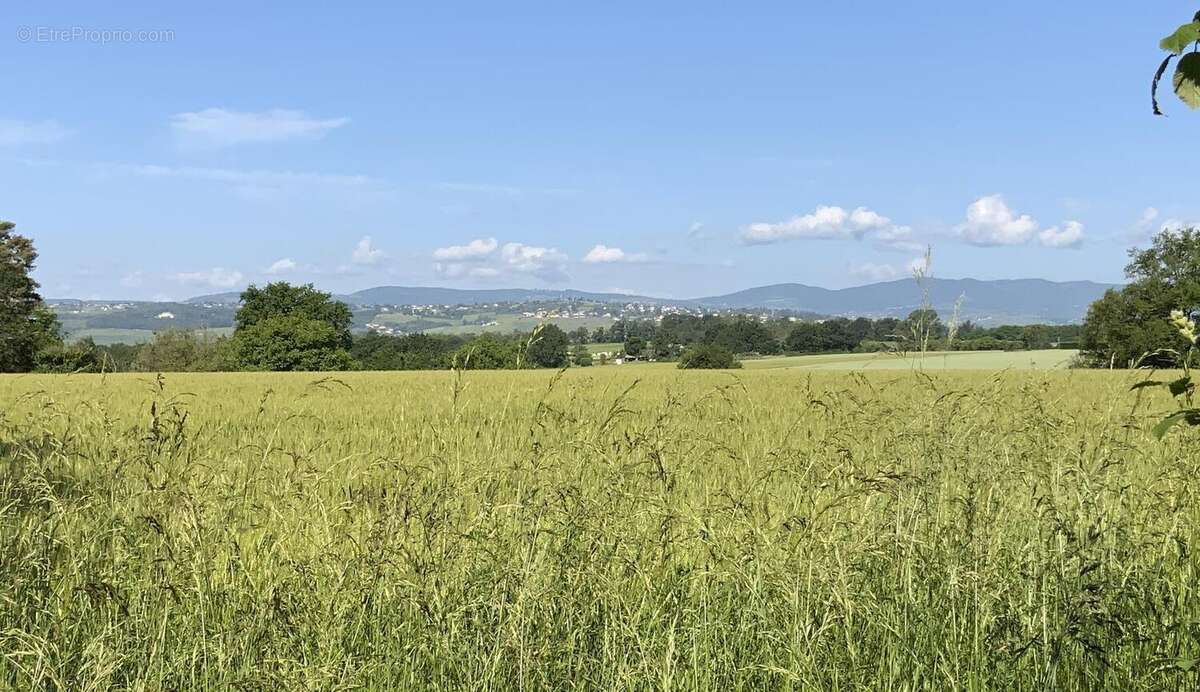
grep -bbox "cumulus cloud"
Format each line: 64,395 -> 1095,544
741,205 -> 912,248
351,236 -> 385,265
434,263 -> 502,279
956,194 -> 1086,249
265,258 -> 298,274
957,195 -> 1039,246
434,240 -> 569,283
171,108 -> 349,147
1038,221 -> 1085,249
0,119 -> 72,146
432,237 -> 498,261
583,244 -> 648,263
173,268 -> 245,289
500,243 -> 569,282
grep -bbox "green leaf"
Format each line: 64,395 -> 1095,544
1131,380 -> 1166,390
1169,376 -> 1195,397
1153,55 -> 1176,115
1161,22 -> 1200,55
1152,409 -> 1200,440
1175,53 -> 1200,109
1153,411 -> 1189,439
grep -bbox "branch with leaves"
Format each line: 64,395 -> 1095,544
1132,310 -> 1200,439
1153,10 -> 1200,115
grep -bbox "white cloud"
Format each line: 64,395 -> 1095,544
500,243 -> 569,282
171,108 -> 349,146
583,244 -> 649,263
432,237 -> 498,261
435,240 -> 569,283
1038,221 -> 1085,249
957,195 -> 1039,246
265,258 -> 298,274
1161,218 -> 1199,233
848,262 -> 899,282
173,268 -> 245,289
741,205 -> 910,246
352,236 -> 385,265
956,195 -> 1087,249
0,119 -> 72,146
434,263 -> 501,279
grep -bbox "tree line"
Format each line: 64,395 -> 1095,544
568,312 -> 1079,359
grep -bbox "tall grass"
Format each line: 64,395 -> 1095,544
2,367 -> 1199,689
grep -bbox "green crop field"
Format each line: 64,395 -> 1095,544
3,365 -> 1199,689
740,349 -> 1079,371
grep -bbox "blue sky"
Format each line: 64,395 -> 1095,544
3,1 -> 1199,300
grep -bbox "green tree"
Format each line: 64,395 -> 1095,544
1153,10 -> 1200,115
571,344 -> 593,367
232,283 -> 353,371
35,337 -> 99,373
232,315 -> 354,371
137,330 -> 232,372
0,221 -> 61,372
624,335 -> 646,358
350,333 -> 465,370
453,334 -> 522,369
703,317 -> 780,354
1021,324 -> 1051,350
1081,227 -> 1200,368
678,344 -> 741,369
526,324 -> 569,368
786,323 -> 825,353
903,309 -> 944,351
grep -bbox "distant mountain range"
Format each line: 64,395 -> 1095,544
691,278 -> 1119,324
184,277 -> 1119,324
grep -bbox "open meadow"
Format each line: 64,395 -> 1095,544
3,364 -> 1200,689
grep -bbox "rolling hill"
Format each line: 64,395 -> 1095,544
692,278 -> 1118,324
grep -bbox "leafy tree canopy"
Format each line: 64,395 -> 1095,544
453,334 -> 523,370
232,282 -> 354,371
0,221 -> 62,372
678,344 -> 741,369
233,315 -> 354,371
525,323 -> 569,368
236,282 -> 353,345
1081,227 -> 1200,367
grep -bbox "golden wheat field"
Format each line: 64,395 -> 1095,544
2,366 -> 1199,690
